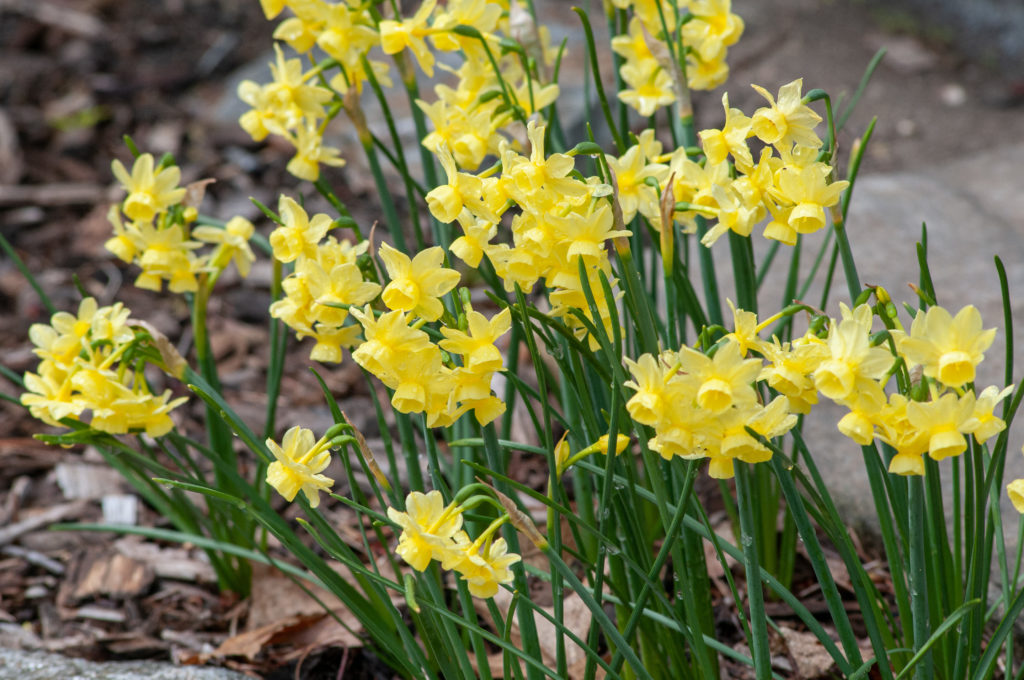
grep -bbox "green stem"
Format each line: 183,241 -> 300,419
263,258 -> 285,440
0,230 -> 56,315
735,463 -> 771,679
481,423 -> 544,680
908,476 -> 933,679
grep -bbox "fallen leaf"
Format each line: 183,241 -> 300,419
213,613 -> 324,660
484,586 -> 594,678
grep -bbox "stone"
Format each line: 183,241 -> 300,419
0,647 -> 248,680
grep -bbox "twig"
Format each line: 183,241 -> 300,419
0,183 -> 118,207
0,0 -> 104,38
1,544 -> 65,574
0,500 -> 89,546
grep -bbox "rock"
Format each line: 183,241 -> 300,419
0,647 -> 248,680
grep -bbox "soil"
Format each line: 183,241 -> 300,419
1,0 -> 1022,677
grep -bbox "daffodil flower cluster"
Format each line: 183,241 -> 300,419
268,195 -> 381,363
21,298 -> 186,437
265,192 -> 511,427
406,0 -> 562,171
875,304 -> 1008,476
349,299 -> 511,428
238,44 -> 345,181
583,77 -> 847,247
627,299 -> 1011,479
429,120 -> 630,349
107,153 -> 256,292
625,332 -> 798,479
611,0 -> 743,116
387,490 -> 521,599
690,78 -> 848,246
244,0 -> 561,180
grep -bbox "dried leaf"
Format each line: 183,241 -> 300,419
483,587 -> 594,677
213,613 -> 323,660
182,178 -> 216,209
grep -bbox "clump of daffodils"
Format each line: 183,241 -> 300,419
21,298 -> 186,437
611,0 -> 743,114
387,490 -> 521,599
430,120 -> 630,349
625,332 -> 798,479
267,195 -> 381,364
264,194 -> 511,428
107,152 -> 256,293
241,0 -> 561,179
625,299 -> 1011,479
238,1 -> 845,354
686,78 -> 848,246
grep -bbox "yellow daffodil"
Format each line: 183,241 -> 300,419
750,79 -> 822,150
270,195 -> 333,263
439,307 -> 511,373
700,93 -> 753,168
449,211 -> 498,268
265,45 -> 333,128
1008,478 -> 1024,513
378,243 -> 460,322
272,4 -> 324,54
133,222 -> 202,293
350,306 -> 436,386
624,354 -> 671,426
967,384 -> 1012,443
452,536 -> 521,598
426,144 -> 497,224
814,303 -> 893,403
675,339 -> 761,415
897,305 -> 996,388
707,396 -> 797,479
683,0 -> 745,65
906,391 -> 976,462
605,143 -> 669,224
111,153 -> 186,223
193,216 -> 257,278
387,490 -> 465,572
618,61 -> 677,117
835,381 -> 886,445
266,425 -> 335,508
379,0 -> 438,77
877,394 -> 930,476
286,119 -> 346,182
771,163 -> 849,235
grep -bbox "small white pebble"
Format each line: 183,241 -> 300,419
896,118 -> 917,137
940,83 -> 967,107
